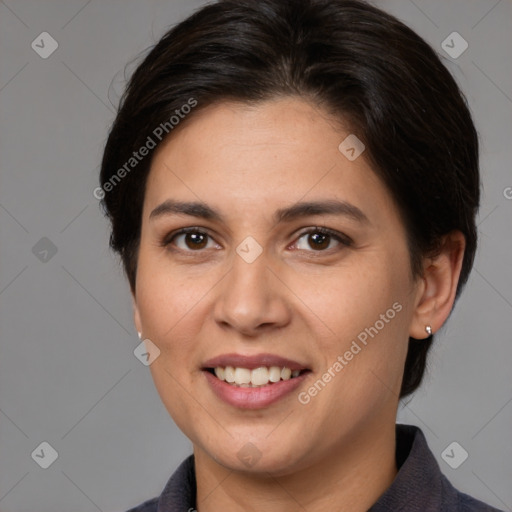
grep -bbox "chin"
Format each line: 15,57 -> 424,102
200,434 -> 310,476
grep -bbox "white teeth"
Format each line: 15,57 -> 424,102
251,367 -> 269,386
214,367 -> 225,380
211,365 -> 304,386
281,367 -> 292,380
234,367 -> 251,384
224,366 -> 235,383
269,366 -> 281,382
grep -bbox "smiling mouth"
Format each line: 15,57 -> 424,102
205,366 -> 310,387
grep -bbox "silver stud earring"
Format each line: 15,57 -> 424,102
425,325 -> 432,336
137,331 -> 142,339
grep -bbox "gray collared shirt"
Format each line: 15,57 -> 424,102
126,424 -> 504,512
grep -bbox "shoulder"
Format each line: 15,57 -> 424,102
441,476 -> 505,511
372,425 -> 505,512
123,455 -> 196,512
125,496 -> 159,512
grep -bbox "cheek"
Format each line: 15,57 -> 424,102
296,252 -> 412,396
296,256 -> 409,339
134,251 -> 206,358
135,257 -> 209,428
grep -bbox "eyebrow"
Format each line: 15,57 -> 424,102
149,199 -> 369,224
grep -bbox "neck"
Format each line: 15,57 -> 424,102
194,417 -> 397,512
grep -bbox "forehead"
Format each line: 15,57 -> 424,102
150,97 -> 349,168
144,98 -> 394,226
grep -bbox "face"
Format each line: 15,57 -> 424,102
133,98 -> 421,475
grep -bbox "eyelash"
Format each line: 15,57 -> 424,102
160,226 -> 353,255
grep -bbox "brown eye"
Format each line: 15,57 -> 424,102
164,228 -> 219,252
182,232 -> 208,250
307,232 -> 331,250
294,227 -> 352,252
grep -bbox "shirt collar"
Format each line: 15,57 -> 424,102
368,424 -> 444,511
156,424 -> 446,512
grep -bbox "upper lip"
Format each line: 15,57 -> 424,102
202,353 -> 309,371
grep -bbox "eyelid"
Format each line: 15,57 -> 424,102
161,225 -> 353,254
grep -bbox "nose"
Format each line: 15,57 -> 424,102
213,249 -> 291,336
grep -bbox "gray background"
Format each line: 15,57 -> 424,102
0,0 -> 511,511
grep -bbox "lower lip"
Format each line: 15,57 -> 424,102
203,370 -> 309,409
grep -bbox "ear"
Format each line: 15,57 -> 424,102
409,231 -> 466,339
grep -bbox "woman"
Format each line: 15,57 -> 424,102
99,0 -> 502,510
